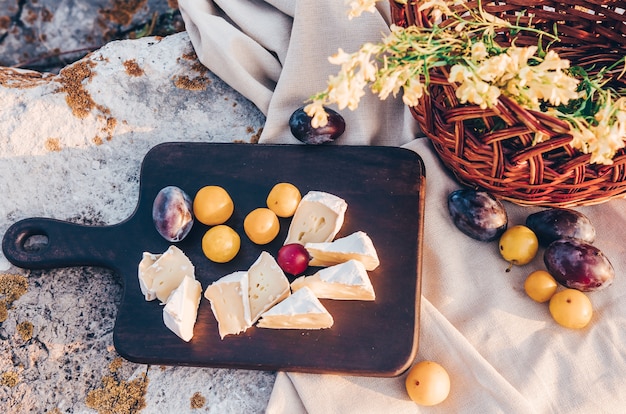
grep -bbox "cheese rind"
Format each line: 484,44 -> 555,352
248,251 -> 291,323
204,271 -> 252,339
162,275 -> 202,342
305,231 -> 380,270
291,259 -> 375,301
138,252 -> 160,301
284,191 -> 347,245
257,286 -> 334,329
138,246 -> 196,303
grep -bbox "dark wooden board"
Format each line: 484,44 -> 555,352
2,143 -> 425,377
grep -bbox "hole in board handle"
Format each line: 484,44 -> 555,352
22,233 -> 49,252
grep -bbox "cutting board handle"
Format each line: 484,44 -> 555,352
2,217 -> 122,270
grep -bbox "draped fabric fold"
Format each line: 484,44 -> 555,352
179,0 -> 418,146
178,1 -> 626,412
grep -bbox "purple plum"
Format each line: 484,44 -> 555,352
152,186 -> 194,242
526,208 -> 595,247
544,239 -> 614,292
289,106 -> 345,144
447,189 -> 508,242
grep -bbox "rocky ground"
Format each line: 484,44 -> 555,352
0,2 -> 276,413
0,0 -> 185,73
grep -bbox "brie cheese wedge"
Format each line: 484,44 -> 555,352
138,252 -> 159,301
162,275 -> 202,342
248,251 -> 291,323
138,245 -> 195,303
204,271 -> 252,339
257,286 -> 334,330
284,191 -> 347,245
305,231 -> 380,271
291,259 -> 375,301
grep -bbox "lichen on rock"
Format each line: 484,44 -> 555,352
85,358 -> 149,414
57,60 -> 99,119
0,273 -> 28,322
0,371 -> 19,388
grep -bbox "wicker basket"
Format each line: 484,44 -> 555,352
390,0 -> 626,207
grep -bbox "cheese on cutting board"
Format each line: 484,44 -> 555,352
284,191 -> 348,245
138,245 -> 195,303
257,286 -> 334,330
163,275 -> 202,342
305,231 -> 380,271
291,259 -> 375,300
248,251 -> 291,323
138,252 -> 159,301
204,271 -> 252,339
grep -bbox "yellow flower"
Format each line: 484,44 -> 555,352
533,131 -> 550,145
536,50 -> 571,72
587,122 -> 623,165
528,72 -> 579,107
448,64 -> 472,83
308,0 -> 624,164
476,54 -> 510,82
375,68 -> 403,100
484,84 -> 502,108
450,61 -> 502,108
328,48 -> 355,71
568,97 -> 626,165
418,0 -> 454,23
517,65 -> 536,89
501,46 -> 537,83
479,8 -> 511,29
327,73 -> 366,111
355,43 -> 380,82
304,101 -> 329,128
455,78 -> 501,109
471,41 -> 488,62
569,122 -> 596,154
346,0 -> 379,19
402,77 -> 425,106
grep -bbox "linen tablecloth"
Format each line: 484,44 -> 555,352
178,1 -> 626,412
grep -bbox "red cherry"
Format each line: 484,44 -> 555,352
277,243 -> 310,275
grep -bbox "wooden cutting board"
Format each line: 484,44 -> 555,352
2,143 -> 425,377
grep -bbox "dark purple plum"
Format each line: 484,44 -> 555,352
289,106 -> 345,144
526,208 -> 595,247
152,186 -> 194,242
447,189 -> 508,242
544,239 -> 614,292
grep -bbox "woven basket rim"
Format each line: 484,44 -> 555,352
391,0 -> 626,207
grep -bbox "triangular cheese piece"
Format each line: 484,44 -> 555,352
291,259 -> 375,301
305,231 -> 380,270
138,245 -> 195,303
284,191 -> 347,245
257,286 -> 334,330
163,275 -> 202,342
248,251 -> 291,323
204,271 -> 252,339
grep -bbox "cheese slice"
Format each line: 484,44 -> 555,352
162,275 -> 202,342
138,252 -> 159,301
284,191 -> 347,245
257,286 -> 334,330
138,245 -> 195,303
204,271 -> 252,339
305,231 -> 380,271
291,259 -> 375,300
248,251 -> 291,323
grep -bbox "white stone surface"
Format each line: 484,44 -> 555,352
0,32 -> 273,413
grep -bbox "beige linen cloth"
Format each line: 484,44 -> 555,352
179,1 -> 626,412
